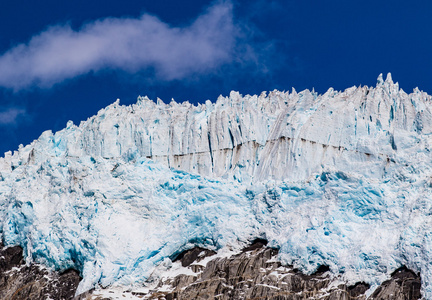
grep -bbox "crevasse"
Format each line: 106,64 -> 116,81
1,73 -> 432,297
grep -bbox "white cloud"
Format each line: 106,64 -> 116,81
0,108 -> 26,125
0,1 -> 237,90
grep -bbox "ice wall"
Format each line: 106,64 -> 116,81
25,73 -> 431,183
1,74 -> 432,296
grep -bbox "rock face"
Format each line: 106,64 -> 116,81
141,244 -> 421,300
0,244 -> 81,300
369,267 -> 421,300
0,242 -> 420,300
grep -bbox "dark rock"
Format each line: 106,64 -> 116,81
369,266 -> 421,300
161,246 -> 340,300
0,243 -> 421,300
348,282 -> 370,298
173,247 -> 216,267
241,238 -> 268,252
0,245 -> 25,272
312,265 -> 331,275
143,245 -> 422,300
0,243 -> 82,300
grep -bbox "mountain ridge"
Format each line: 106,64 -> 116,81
5,73 -> 432,183
0,74 -> 431,298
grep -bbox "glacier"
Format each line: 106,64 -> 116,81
1,73 -> 432,297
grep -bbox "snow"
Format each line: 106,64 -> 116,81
0,73 -> 432,297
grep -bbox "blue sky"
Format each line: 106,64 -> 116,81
0,0 -> 431,154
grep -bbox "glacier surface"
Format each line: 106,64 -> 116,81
1,73 -> 432,296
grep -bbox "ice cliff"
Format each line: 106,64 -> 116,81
1,73 -> 432,297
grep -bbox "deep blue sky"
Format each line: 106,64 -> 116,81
0,0 -> 431,154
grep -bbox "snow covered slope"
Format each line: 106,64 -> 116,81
1,73 -> 432,297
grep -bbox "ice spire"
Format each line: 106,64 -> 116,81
377,73 -> 384,85
385,72 -> 393,84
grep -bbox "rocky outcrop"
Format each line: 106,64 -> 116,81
137,242 -> 421,300
0,243 -> 421,300
0,244 -> 81,300
369,267 -> 421,300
